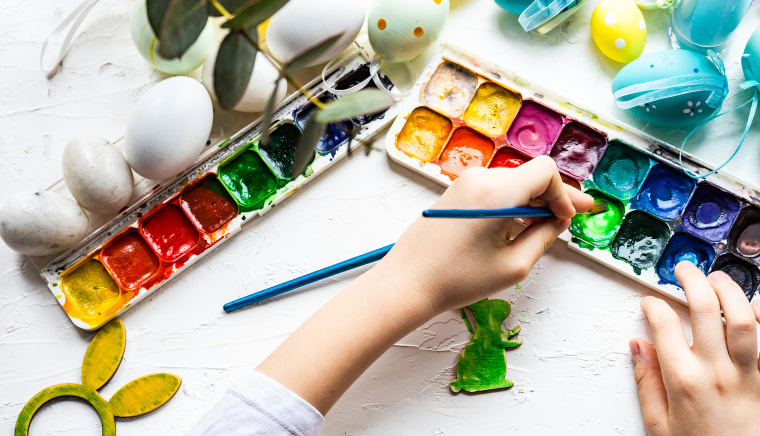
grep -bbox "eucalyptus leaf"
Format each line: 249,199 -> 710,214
291,116 -> 322,178
208,0 -> 250,16
157,0 -> 209,59
258,77 -> 282,145
315,89 -> 395,123
222,0 -> 289,31
147,0 -> 172,36
214,30 -> 258,110
283,33 -> 342,74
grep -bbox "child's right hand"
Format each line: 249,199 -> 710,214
373,156 -> 593,317
631,261 -> 760,436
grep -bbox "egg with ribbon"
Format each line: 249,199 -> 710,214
368,0 -> 449,63
590,0 -> 646,63
129,0 -> 214,74
612,49 -> 728,127
742,25 -> 760,83
494,0 -> 586,33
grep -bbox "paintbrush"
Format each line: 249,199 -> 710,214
421,201 -> 608,218
223,202 -> 607,311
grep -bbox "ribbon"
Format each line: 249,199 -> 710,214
518,0 -> 579,32
40,0 -> 102,79
321,47 -> 406,100
613,50 -> 728,111
677,53 -> 760,179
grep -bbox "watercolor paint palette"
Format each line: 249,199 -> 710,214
40,57 -> 399,330
386,44 -> 760,306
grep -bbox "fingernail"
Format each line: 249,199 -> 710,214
676,260 -> 696,270
709,270 -> 730,281
629,340 -> 640,358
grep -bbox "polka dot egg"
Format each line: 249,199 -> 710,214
368,0 -> 449,63
590,0 -> 646,64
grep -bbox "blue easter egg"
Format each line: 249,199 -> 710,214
612,49 -> 728,127
742,25 -> 760,81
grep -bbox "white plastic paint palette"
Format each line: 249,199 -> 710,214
386,44 -> 760,306
36,56 -> 399,330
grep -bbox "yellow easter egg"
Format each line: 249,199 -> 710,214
590,0 -> 646,64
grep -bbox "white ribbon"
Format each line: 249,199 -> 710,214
40,0 -> 102,79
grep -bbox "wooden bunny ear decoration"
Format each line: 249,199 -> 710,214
15,319 -> 181,436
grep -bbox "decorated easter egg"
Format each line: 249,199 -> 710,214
590,0 -> 646,63
0,191 -> 89,256
368,0 -> 449,63
266,0 -> 367,67
63,136 -> 134,214
494,0 -> 586,33
202,49 -> 287,113
612,49 -> 728,127
493,0 -> 533,14
125,77 -> 213,180
129,0 -> 214,75
741,24 -> 760,82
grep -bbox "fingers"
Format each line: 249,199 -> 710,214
709,271 -> 758,370
630,339 -> 670,435
676,262 -> 729,361
502,217 -> 569,277
510,156 -> 577,219
640,296 -> 693,377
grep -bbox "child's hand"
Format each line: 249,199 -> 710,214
631,261 -> 760,436
374,156 -> 593,316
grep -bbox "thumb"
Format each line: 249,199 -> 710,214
630,339 -> 670,436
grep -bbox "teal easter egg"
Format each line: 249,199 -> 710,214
742,25 -> 760,81
493,0 -> 533,14
612,49 -> 728,127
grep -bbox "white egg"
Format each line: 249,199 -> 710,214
266,0 -> 367,66
129,0 -> 214,74
0,191 -> 89,256
125,77 -> 213,180
202,47 -> 287,113
63,136 -> 134,214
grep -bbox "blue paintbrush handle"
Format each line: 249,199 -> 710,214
421,207 -> 554,218
224,243 -> 395,312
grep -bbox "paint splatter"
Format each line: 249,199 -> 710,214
396,106 -> 452,162
450,298 -> 521,393
549,122 -> 607,180
463,82 -> 521,136
438,128 -> 494,179
610,210 -> 670,272
593,141 -> 651,200
569,190 -> 625,248
507,101 -> 564,157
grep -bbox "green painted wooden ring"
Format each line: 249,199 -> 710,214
14,383 -> 115,436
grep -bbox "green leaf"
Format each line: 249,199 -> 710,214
109,373 -> 182,417
147,0 -> 172,36
208,0 -> 250,16
258,77 -> 283,145
222,0 -> 289,31
315,89 -> 395,123
214,30 -> 258,110
283,33 -> 342,73
291,116 -> 321,178
157,0 -> 209,59
81,319 -> 126,390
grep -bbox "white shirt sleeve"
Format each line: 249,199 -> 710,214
187,371 -> 325,436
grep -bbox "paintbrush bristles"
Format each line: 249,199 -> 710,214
581,200 -> 608,215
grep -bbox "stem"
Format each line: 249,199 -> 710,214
208,0 -> 325,110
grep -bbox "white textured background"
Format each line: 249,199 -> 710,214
3,0 -> 760,434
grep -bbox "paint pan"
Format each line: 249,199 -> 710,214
385,44 -> 760,306
38,55 -> 400,330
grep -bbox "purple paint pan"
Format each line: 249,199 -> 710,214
549,122 -> 607,179
681,183 -> 741,243
506,101 -> 564,157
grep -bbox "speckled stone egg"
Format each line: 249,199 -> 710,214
63,136 -> 134,214
0,191 -> 89,256
368,0 -> 449,63
591,0 -> 646,63
612,49 -> 728,127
